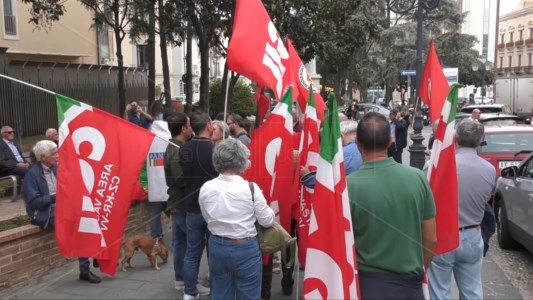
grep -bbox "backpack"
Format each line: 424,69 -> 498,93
249,182 -> 296,268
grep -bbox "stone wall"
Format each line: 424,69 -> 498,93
0,201 -> 168,291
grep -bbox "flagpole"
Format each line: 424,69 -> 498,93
222,71 -> 232,140
0,73 -> 57,96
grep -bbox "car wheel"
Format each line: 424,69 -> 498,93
496,199 -> 518,250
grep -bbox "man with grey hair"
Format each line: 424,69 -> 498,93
23,140 -> 101,283
340,120 -> 363,175
428,119 -> 496,299
45,128 -> 59,145
0,125 -> 29,177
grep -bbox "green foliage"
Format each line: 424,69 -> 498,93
209,79 -> 256,117
21,0 -> 65,28
0,216 -> 31,232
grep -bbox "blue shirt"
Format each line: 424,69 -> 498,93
343,141 -> 363,175
128,113 -> 150,129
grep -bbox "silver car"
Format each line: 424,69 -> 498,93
494,151 -> 533,254
357,103 -> 391,120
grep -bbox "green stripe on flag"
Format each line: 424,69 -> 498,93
320,93 -> 340,162
446,84 -> 461,123
56,94 -> 81,126
308,85 -> 316,108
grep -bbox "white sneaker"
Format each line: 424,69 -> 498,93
174,280 -> 184,291
196,283 -> 211,296
183,293 -> 199,300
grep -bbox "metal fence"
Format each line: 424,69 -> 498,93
0,60 -> 148,137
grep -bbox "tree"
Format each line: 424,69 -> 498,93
209,79 -> 256,117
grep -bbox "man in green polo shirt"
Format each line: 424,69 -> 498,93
347,112 -> 437,299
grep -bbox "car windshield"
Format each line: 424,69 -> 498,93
479,132 -> 533,153
481,119 -> 524,126
461,107 -> 504,114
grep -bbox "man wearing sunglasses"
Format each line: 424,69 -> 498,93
0,125 -> 30,178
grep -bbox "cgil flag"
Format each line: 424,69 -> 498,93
295,86 -> 320,268
227,0 -> 298,101
286,39 -> 326,121
147,121 -> 171,203
419,39 -> 450,122
303,93 -> 359,300
242,87 -> 295,231
55,94 -> 156,276
427,84 -> 461,254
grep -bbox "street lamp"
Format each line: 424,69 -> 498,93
472,60 -> 492,104
390,0 -> 441,170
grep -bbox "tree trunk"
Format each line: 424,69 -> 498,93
185,28 -> 193,114
147,4 -> 156,109
113,15 -> 126,115
218,63 -> 229,115
157,0 -> 171,106
199,37 -> 210,114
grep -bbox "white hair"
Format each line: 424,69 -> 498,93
33,140 -> 57,162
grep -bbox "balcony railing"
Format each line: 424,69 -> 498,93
526,38 -> 533,47
497,43 -> 505,50
3,15 -> 17,36
515,40 -> 524,48
505,41 -> 515,49
514,66 -> 524,74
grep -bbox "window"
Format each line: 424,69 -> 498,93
510,32 -> 514,42
98,27 -> 110,62
479,133 -> 533,154
519,29 -> 523,40
501,33 -> 505,44
499,57 -> 504,69
518,54 -> 522,67
508,56 -> 513,68
137,45 -> 148,68
3,0 -> 17,36
521,158 -> 533,178
529,53 -> 532,67
530,28 -> 533,39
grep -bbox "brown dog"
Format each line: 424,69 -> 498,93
120,235 -> 169,271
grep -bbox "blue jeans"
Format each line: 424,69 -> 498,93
78,258 -> 90,274
183,212 -> 208,296
208,235 -> 261,300
150,202 -> 166,239
172,210 -> 187,281
428,228 -> 484,300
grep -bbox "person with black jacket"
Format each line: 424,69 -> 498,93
387,109 -> 408,163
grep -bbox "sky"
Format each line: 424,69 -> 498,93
500,0 -> 522,16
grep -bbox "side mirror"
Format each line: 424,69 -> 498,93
480,140 -> 487,146
501,166 -> 518,178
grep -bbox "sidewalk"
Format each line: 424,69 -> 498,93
0,235 -> 523,300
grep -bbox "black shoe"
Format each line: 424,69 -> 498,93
260,289 -> 271,300
79,271 -> 102,284
281,276 -> 294,296
92,259 -> 99,268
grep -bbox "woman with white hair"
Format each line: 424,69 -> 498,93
211,120 -> 230,144
199,138 -> 275,299
23,140 -> 101,284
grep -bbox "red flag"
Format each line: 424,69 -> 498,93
295,87 -> 320,268
243,87 -> 294,231
419,39 -> 450,122
254,85 -> 270,124
286,39 -> 326,121
227,0 -> 298,101
55,94 -> 156,276
303,93 -> 359,300
427,84 -> 460,254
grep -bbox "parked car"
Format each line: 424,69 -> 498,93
478,125 -> 533,176
493,152 -> 533,253
456,114 -> 526,126
460,104 -> 513,115
357,103 -> 391,120
473,96 -> 494,104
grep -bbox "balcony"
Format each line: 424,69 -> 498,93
3,15 -> 17,36
498,43 -> 505,50
526,38 -> 533,47
505,41 -> 515,49
514,66 -> 525,74
515,40 -> 524,48
526,67 -> 533,74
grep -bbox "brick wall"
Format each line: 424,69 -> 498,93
0,201 -> 169,291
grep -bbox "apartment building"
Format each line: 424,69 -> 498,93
494,0 -> 533,116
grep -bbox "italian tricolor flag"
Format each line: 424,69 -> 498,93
427,84 -> 461,254
303,93 -> 359,299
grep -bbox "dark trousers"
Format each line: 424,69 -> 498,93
5,166 -> 27,178
359,270 -> 424,300
388,143 -> 403,163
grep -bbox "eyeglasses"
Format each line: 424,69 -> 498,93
3,131 -> 15,134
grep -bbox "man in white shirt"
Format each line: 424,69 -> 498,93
0,125 -> 30,177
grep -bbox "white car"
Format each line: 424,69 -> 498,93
474,96 -> 494,105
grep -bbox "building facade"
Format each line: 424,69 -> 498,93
494,0 -> 533,116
